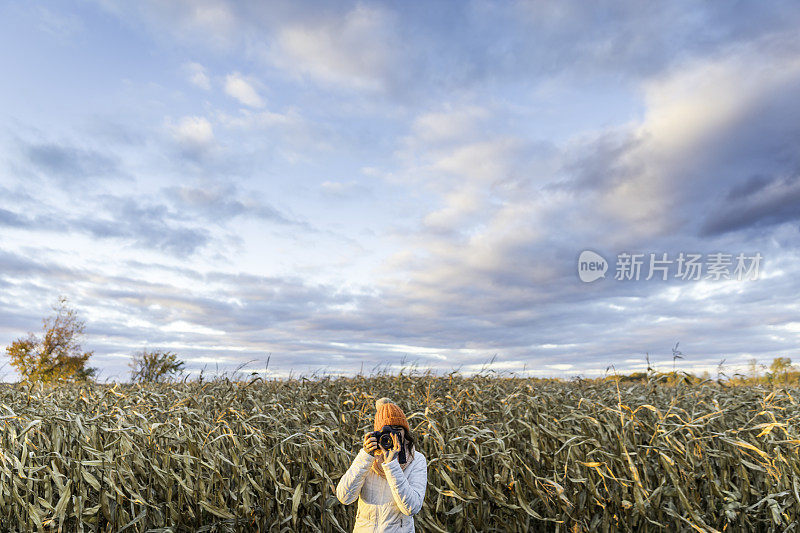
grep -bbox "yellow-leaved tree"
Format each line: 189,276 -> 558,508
6,295 -> 97,383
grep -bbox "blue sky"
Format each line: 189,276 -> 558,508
1,1 -> 800,381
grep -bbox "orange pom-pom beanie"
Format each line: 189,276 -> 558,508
374,397 -> 410,432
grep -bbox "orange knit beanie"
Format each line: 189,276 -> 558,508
374,397 -> 410,432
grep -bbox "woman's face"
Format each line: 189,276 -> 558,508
390,425 -> 407,441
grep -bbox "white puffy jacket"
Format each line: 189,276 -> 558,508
336,448 -> 428,532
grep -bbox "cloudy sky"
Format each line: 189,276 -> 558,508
1,1 -> 799,381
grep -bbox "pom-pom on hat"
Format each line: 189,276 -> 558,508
374,397 -> 410,432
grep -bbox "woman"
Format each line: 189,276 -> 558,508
336,397 -> 428,532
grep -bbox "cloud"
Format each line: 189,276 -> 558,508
549,34 -> 800,245
93,2 -> 405,93
168,116 -> 214,153
77,195 -> 212,257
700,175 -> 800,236
164,182 -> 301,226
506,1 -> 800,81
272,4 -> 398,90
0,208 -> 28,227
213,107 -> 334,157
224,72 -> 264,107
0,195 -> 210,257
422,186 -> 484,235
183,61 -> 211,90
94,0 -> 239,49
397,120 -> 555,237
215,108 -> 298,130
411,107 -> 490,146
23,141 -> 119,183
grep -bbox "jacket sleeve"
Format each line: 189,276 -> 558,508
382,453 -> 427,516
336,448 -> 375,505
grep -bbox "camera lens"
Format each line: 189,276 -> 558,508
379,434 -> 393,449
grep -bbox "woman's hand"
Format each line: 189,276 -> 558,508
363,432 -> 379,456
382,432 -> 401,463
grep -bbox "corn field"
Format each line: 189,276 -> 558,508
1,372 -> 799,532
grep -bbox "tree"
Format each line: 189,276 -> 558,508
747,358 -> 759,383
769,357 -> 793,384
6,296 -> 97,383
129,349 -> 184,383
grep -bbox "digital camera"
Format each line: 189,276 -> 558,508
370,425 -> 406,463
